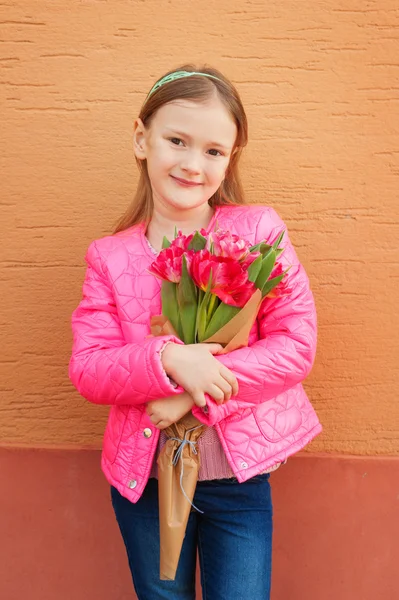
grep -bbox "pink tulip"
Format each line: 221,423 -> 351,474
170,231 -> 195,251
189,249 -> 256,307
206,229 -> 252,262
149,246 -> 185,283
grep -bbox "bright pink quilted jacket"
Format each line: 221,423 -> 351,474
69,205 -> 322,503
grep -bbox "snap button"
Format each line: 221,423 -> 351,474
143,428 -> 152,438
241,461 -> 248,469
128,479 -> 137,489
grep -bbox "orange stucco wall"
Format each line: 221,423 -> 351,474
2,1 -> 398,455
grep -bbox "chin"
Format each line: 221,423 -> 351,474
163,192 -> 212,211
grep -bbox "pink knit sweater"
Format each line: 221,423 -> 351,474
150,426 -> 282,480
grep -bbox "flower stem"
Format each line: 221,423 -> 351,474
206,294 -> 218,324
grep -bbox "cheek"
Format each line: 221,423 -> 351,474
207,161 -> 229,185
148,140 -> 174,168
147,150 -> 173,182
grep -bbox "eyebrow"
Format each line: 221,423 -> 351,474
164,128 -> 231,150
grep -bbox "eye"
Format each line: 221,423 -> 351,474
169,137 -> 184,146
208,148 -> 223,157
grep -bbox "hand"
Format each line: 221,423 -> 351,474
146,393 -> 195,430
161,343 -> 239,408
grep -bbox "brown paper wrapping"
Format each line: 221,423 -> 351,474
203,289 -> 263,353
150,288 -> 263,580
156,413 -> 204,580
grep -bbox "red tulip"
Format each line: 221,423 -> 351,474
189,249 -> 256,307
149,246 -> 185,283
266,262 -> 293,298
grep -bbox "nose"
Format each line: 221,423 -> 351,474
180,149 -> 202,175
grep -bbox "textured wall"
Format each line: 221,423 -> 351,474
1,1 -> 398,453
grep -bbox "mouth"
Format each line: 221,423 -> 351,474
170,175 -> 203,187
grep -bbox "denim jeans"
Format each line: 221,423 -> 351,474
111,473 -> 273,600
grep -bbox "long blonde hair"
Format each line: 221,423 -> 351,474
113,64 -> 248,234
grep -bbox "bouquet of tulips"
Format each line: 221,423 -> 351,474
148,226 -> 291,581
149,227 -> 291,347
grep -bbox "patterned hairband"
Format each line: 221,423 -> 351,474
147,70 -> 223,98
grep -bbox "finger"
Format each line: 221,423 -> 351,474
156,420 -> 169,430
203,343 -> 223,355
192,391 -> 206,408
149,411 -> 165,425
220,366 -> 239,396
208,379 -> 231,403
214,377 -> 233,402
208,384 -> 226,405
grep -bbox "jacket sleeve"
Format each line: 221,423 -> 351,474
69,240 -> 184,406
192,207 -> 317,426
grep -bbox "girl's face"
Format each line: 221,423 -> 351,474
133,94 -> 237,214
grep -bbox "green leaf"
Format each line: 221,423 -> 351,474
272,230 -> 285,250
247,254 -> 263,283
261,266 -> 292,297
259,242 -> 273,254
177,255 -> 198,344
261,274 -> 284,298
188,231 -> 207,251
250,231 -> 285,255
196,274 -> 213,342
250,242 -> 272,254
161,280 -> 182,338
255,249 -> 277,290
249,242 -> 262,252
162,236 -> 171,249
174,225 -> 178,239
203,301 -> 240,340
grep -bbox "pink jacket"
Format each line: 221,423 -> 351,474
69,205 -> 322,503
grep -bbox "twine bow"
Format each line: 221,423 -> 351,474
169,424 -> 204,514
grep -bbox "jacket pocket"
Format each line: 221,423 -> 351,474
252,401 -> 302,443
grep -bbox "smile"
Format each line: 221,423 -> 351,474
170,175 -> 203,187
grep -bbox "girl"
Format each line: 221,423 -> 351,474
69,64 -> 322,600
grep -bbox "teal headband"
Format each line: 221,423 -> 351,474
147,70 -> 223,98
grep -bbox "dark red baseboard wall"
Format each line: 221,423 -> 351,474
0,448 -> 397,600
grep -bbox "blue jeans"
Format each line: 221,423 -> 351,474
111,473 -> 273,600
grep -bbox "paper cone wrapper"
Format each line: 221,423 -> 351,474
150,314 -> 179,338
150,288 -> 263,580
203,289 -> 263,353
157,414 -> 204,580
